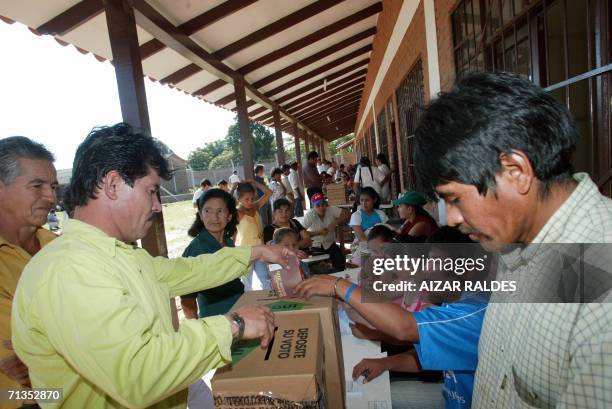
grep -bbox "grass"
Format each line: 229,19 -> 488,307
161,200 -> 197,258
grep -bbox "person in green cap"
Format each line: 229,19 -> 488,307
392,191 -> 438,239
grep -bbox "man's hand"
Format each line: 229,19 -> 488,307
294,275 -> 341,299
352,358 -> 387,383
251,245 -> 296,268
231,305 -> 275,348
0,340 -> 31,387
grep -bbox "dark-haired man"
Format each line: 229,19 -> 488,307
414,72 -> 612,408
11,123 -> 293,408
192,178 -> 212,208
303,151 -> 323,202
0,137 -> 57,409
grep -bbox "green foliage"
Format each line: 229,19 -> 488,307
329,133 -> 354,156
187,140 -> 226,170
188,117 -> 280,170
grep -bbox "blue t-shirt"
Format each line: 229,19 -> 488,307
412,293 -> 488,409
359,209 -> 383,231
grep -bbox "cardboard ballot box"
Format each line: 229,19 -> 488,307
325,182 -> 348,206
230,290 -> 346,409
213,313 -> 326,409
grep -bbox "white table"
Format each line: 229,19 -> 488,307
302,254 -> 330,263
340,314 -> 392,409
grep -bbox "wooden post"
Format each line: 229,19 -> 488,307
104,0 -> 167,258
304,131 -> 310,154
104,0 -> 176,330
273,108 -> 286,166
235,76 -> 255,180
293,122 -> 304,210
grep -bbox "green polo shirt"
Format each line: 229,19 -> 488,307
182,230 -> 244,318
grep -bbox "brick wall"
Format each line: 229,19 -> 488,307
355,1 -> 430,138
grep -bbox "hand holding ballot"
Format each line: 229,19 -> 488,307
250,244 -> 296,268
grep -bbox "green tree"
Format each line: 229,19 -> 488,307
329,133 -> 354,157
187,140 -> 226,170
226,119 -> 277,164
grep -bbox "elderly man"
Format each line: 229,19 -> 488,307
414,72 -> 612,408
11,123 -> 291,408
0,137 -> 58,409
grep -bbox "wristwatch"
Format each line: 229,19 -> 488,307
227,312 -> 245,343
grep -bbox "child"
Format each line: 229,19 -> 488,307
272,228 -> 311,277
233,180 -> 272,246
233,180 -> 272,289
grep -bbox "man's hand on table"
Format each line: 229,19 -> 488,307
352,358 -> 387,384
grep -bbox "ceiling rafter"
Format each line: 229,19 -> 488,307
291,85 -> 364,118
193,2 -> 381,98
139,0 -> 258,60
131,0 -> 320,138
36,0 -> 104,36
215,57 -> 371,106
251,27 -> 376,89
250,71 -> 367,121
213,0 -> 346,61
306,100 -> 360,125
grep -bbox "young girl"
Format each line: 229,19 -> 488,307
350,187 -> 389,242
180,189 -> 243,319
233,180 -> 272,246
233,180 -> 272,289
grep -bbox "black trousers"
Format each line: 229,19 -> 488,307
325,242 -> 346,272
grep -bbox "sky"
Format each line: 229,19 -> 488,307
0,19 -> 237,170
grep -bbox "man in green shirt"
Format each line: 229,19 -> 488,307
11,123 -> 292,408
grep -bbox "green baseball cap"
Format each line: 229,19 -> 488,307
393,191 -> 427,207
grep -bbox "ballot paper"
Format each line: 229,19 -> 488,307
267,254 -> 304,297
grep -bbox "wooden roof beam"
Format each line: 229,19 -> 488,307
139,0 -> 258,60
250,71 -> 366,122
291,86 -> 364,118
239,2 -> 382,75
213,0 -> 346,61
215,57 -> 371,106
36,0 -> 104,36
251,27 -> 376,89
195,3 -> 381,98
131,0 -> 320,138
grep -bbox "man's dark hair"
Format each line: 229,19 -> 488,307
254,164 -> 265,175
307,151 -> 319,161
281,164 -> 291,172
273,198 -> 291,212
414,72 -> 578,199
218,180 -> 228,186
0,136 -> 55,185
65,123 -> 171,209
270,167 -> 283,177
290,161 -> 299,170
200,179 -> 212,187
